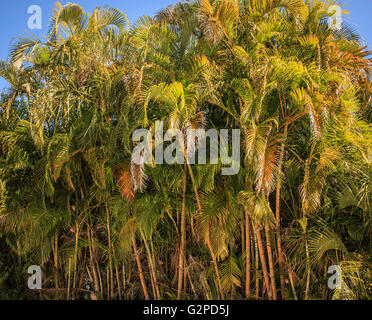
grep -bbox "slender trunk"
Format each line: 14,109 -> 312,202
205,225 -> 224,300
122,264 -> 126,294
88,228 -> 99,294
106,269 -> 110,299
112,245 -> 121,300
254,233 -> 260,298
183,255 -> 187,294
97,261 -> 103,297
284,258 -> 298,300
146,250 -> 156,299
265,225 -> 277,300
288,267 -> 298,300
177,162 -> 187,300
245,210 -> 251,299
150,240 -> 160,299
255,226 -> 272,300
115,264 -> 121,300
304,238 -> 311,300
53,235 -> 59,290
276,124 -> 288,299
131,233 -> 149,300
90,262 -> 99,295
186,266 -> 197,298
105,205 -> 114,299
6,91 -> 16,120
317,43 -> 322,70
73,223 -> 79,294
67,258 -> 71,300
140,229 -> 159,300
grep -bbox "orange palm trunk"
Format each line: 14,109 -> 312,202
276,123 -> 288,299
131,233 -> 149,300
245,210 -> 251,298
255,226 -> 272,300
265,225 -> 277,300
177,163 -> 187,299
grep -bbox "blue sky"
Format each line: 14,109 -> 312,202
0,0 -> 371,91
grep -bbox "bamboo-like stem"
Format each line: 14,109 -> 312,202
5,91 -> 16,120
254,233 -> 260,298
87,228 -> 99,294
245,210 -> 251,299
265,225 -> 277,300
96,260 -> 103,297
114,256 -> 122,299
183,255 -> 187,294
288,268 -> 298,300
131,233 -> 149,300
177,162 -> 187,300
115,265 -> 121,299
255,226 -> 272,300
140,229 -> 159,299
106,269 -> 110,299
276,122 -> 288,299
122,264 -> 126,295
186,266 -> 196,298
53,235 -> 59,291
286,258 -> 298,300
105,204 -> 114,299
304,237 -> 311,300
67,258 -> 71,300
73,222 -> 79,294
150,240 -> 160,299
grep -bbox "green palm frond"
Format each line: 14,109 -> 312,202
219,253 -> 242,293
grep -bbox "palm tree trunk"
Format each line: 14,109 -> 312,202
73,222 -> 79,294
304,238 -> 311,300
87,228 -> 100,294
288,264 -> 298,300
131,233 -> 149,300
122,264 -> 126,294
254,233 -> 260,298
6,91 -> 16,119
67,258 -> 72,300
112,247 -> 121,300
205,225 -> 224,300
53,235 -> 59,290
183,255 -> 187,294
105,205 -> 114,299
106,269 -> 110,298
177,162 -> 187,300
90,261 -> 99,295
150,240 -> 160,299
255,226 -> 272,300
115,264 -> 121,299
97,261 -> 103,297
140,229 -> 160,299
265,225 -> 277,300
245,210 -> 251,299
276,124 -> 288,299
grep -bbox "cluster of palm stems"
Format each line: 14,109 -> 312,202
0,0 -> 371,300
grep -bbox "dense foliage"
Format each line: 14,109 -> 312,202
0,0 -> 371,300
